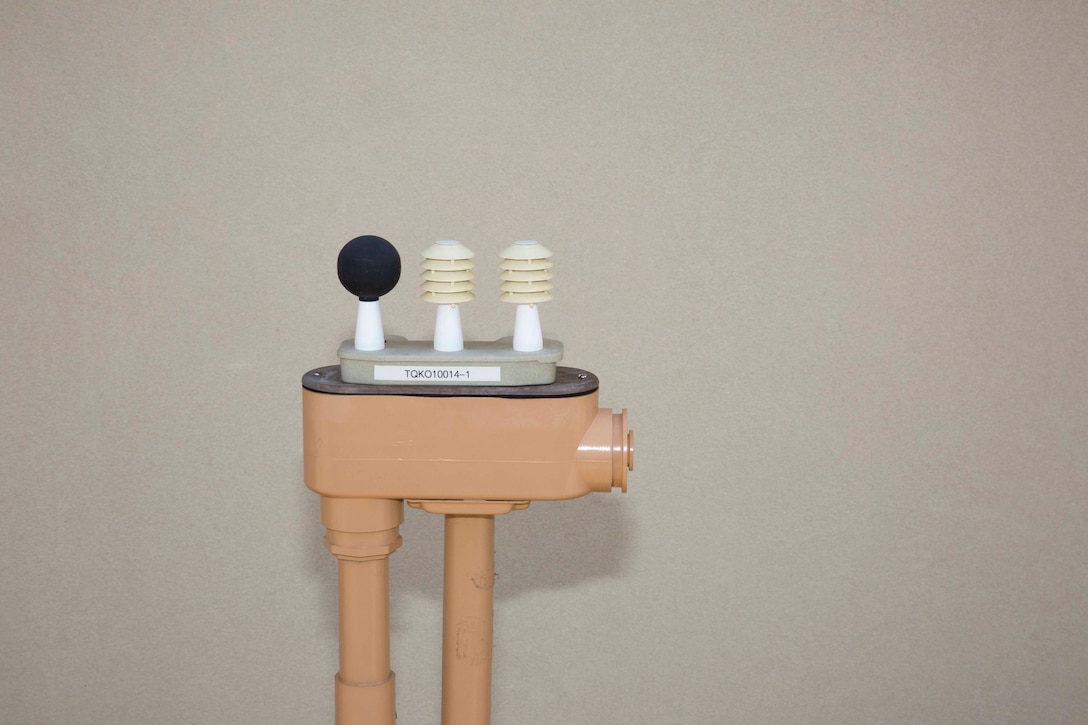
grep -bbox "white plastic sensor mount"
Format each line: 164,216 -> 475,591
421,240 -> 476,352
500,240 -> 553,352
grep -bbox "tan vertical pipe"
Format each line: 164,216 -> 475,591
338,558 -> 391,682
442,514 -> 496,725
324,498 -> 402,725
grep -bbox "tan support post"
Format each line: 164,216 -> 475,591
322,497 -> 404,725
406,500 -> 528,725
443,513 -> 496,725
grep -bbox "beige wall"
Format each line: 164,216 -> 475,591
2,2 -> 1086,723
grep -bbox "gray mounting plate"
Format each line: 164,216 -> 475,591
303,365 -> 597,398
338,337 -> 563,386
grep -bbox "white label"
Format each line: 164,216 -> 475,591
373,365 -> 502,383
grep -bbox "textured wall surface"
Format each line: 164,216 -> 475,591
2,3 -> 1086,723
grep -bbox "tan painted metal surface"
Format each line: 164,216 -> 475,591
303,389 -> 631,500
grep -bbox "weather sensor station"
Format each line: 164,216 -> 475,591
302,235 -> 635,725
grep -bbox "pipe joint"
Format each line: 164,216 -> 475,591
324,529 -> 403,562
577,408 -> 635,493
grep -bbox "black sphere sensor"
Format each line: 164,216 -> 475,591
337,235 -> 401,301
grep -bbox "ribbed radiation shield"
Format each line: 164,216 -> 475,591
499,240 -> 553,304
421,240 -> 475,304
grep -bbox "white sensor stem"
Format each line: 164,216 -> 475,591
512,303 -> 543,352
433,303 -> 464,352
354,300 -> 385,351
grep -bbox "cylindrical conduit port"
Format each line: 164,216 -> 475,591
577,408 -> 634,493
